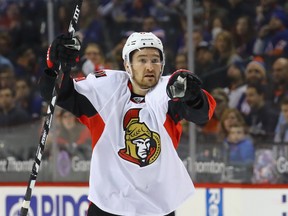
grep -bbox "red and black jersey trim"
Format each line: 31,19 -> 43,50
93,70 -> 107,78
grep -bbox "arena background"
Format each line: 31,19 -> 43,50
1,0 -> 288,215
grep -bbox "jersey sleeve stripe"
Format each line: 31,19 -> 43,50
164,114 -> 182,149
202,89 -> 216,120
78,113 -> 105,150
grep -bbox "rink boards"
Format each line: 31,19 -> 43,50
1,183 -> 288,216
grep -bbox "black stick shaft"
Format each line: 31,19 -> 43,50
20,1 -> 82,215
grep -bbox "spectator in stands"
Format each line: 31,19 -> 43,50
224,122 -> 255,165
219,108 -> 246,142
223,61 -> 247,109
14,77 -> 43,120
212,30 -> 243,68
97,0 -> 128,43
225,56 -> 270,114
78,0 -> 105,49
97,0 -> 152,43
198,0 -> 228,41
0,3 -> 21,32
243,56 -> 270,114
44,109 -> 92,161
124,0 -> 153,25
0,52 -> 13,70
0,64 -> 15,89
268,57 -> 288,113
274,97 -> 288,143
232,15 -> 256,58
210,16 -> 226,41
0,86 -> 30,127
13,45 -> 42,87
1,3 -> 42,51
194,42 -> 219,91
225,0 -> 255,30
199,87 -> 229,140
223,121 -> 255,183
55,109 -> 91,160
254,0 -> 280,31
82,43 -> 111,76
149,0 -> 180,23
244,83 -> 278,141
0,31 -> 13,68
177,29 -> 204,55
174,53 -> 187,70
245,57 -> 268,85
254,8 -> 288,57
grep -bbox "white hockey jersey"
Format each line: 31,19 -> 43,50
44,68 -> 215,216
71,70 -> 193,215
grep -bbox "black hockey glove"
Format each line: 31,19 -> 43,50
46,34 -> 81,74
166,69 -> 203,107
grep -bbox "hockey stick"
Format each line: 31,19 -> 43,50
20,1 -> 83,215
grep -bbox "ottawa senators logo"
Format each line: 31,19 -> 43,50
118,108 -> 161,167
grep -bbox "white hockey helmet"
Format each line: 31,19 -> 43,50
122,32 -> 165,66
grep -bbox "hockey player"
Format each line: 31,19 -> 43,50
40,32 -> 216,216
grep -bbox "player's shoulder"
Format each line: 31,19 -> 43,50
74,69 -> 129,88
90,69 -> 128,80
77,69 -> 128,83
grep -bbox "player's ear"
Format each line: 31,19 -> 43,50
124,62 -> 131,74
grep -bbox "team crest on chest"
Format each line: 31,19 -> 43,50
118,108 -> 161,167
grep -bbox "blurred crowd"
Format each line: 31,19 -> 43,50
1,0 -> 288,183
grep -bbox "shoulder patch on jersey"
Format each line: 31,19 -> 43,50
74,77 -> 86,82
93,70 -> 107,78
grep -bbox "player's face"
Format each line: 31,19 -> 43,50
128,48 -> 162,95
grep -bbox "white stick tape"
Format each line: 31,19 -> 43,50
22,200 -> 31,208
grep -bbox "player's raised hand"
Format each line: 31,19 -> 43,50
46,34 -> 81,73
166,69 -> 203,107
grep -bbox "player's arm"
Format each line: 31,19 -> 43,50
166,69 -> 216,125
39,34 -> 97,118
